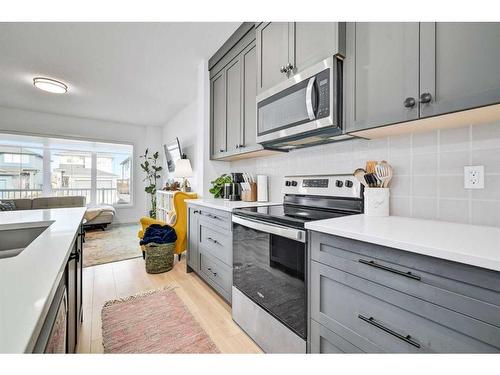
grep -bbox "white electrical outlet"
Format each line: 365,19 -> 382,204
464,165 -> 485,189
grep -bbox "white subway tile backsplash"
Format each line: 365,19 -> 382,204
439,126 -> 470,152
411,197 -> 438,220
471,148 -> 500,174
439,151 -> 470,175
412,131 -> 438,154
438,199 -> 469,224
471,200 -> 500,227
438,175 -> 469,199
231,121 -> 500,227
412,153 -> 438,175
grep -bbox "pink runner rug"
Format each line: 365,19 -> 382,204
101,288 -> 219,353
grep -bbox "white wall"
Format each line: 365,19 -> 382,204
0,105 -> 163,223
162,60 -> 229,197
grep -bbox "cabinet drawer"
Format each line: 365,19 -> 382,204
310,232 -> 500,327
198,207 -> 232,232
310,319 -> 363,353
199,251 -> 232,297
310,261 -> 500,353
199,223 -> 232,266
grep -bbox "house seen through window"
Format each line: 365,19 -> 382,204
0,133 -> 133,206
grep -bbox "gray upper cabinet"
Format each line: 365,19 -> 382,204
257,22 -> 345,94
346,22 -> 500,134
345,22 -> 420,133
292,22 -> 346,76
419,22 -> 500,118
210,71 -> 226,159
241,43 -> 259,152
256,22 -> 290,94
225,57 -> 242,155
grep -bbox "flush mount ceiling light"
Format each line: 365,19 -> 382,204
33,77 -> 68,94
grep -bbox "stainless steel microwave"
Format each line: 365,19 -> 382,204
256,56 -> 349,150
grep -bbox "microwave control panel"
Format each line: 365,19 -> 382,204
316,68 -> 330,119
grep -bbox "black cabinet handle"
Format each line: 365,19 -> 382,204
207,237 -> 219,245
235,144 -> 240,149
280,66 -> 287,73
69,251 -> 80,262
193,210 -> 199,214
419,92 -> 432,104
403,97 -> 416,108
285,62 -> 294,72
358,314 -> 421,348
359,259 -> 421,281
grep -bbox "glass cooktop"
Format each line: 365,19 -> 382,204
233,204 -> 356,229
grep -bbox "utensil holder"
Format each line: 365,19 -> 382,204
364,188 -> 390,217
241,182 -> 257,202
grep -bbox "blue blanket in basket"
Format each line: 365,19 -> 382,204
140,224 -> 177,246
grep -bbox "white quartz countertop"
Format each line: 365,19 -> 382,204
0,207 -> 86,353
305,214 -> 500,272
186,198 -> 280,212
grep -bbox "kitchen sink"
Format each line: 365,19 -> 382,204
0,221 -> 54,259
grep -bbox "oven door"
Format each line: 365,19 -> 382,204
232,215 -> 307,339
256,56 -> 340,145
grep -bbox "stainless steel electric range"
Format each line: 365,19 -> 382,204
231,174 -> 364,353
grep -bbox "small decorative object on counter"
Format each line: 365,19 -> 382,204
354,160 -> 393,217
209,174 -> 232,198
257,175 -> 268,202
163,179 -> 181,191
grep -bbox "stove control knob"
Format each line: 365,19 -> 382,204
345,180 -> 353,188
335,180 -> 343,188
291,180 -> 298,187
285,180 -> 291,187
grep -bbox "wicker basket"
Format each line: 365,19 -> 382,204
144,242 -> 175,274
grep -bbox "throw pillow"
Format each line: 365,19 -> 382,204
0,200 -> 16,211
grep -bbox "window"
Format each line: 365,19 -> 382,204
51,150 -> 93,204
0,134 -> 133,206
0,146 -> 43,199
97,153 -> 131,205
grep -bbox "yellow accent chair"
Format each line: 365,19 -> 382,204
138,191 -> 197,260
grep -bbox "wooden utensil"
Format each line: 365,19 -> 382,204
365,161 -> 377,174
354,168 -> 368,187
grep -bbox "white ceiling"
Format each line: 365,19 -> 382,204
0,22 -> 240,127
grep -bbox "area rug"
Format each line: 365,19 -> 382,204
101,287 -> 219,354
83,223 -> 142,267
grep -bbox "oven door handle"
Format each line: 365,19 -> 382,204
305,76 -> 316,121
232,215 -> 306,243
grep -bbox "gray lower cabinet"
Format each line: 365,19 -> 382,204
346,22 -> 500,133
308,231 -> 500,353
419,22 -> 500,118
187,207 -> 199,272
345,22 -> 420,132
186,205 -> 233,303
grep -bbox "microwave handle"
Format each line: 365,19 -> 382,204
305,76 -> 316,120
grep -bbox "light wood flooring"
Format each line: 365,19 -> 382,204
76,256 -> 262,353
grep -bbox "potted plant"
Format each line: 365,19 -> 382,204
209,174 -> 232,198
140,148 -> 162,218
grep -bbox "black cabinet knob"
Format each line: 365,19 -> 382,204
280,66 -> 287,73
219,149 -> 225,153
419,92 -> 432,104
403,97 -> 416,108
286,62 -> 294,72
